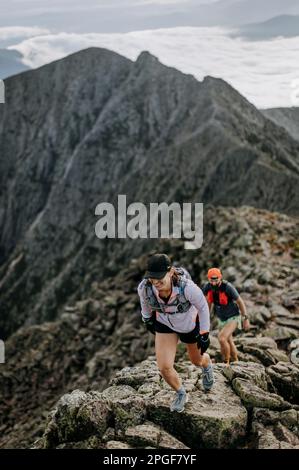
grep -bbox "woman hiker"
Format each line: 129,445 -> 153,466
202,268 -> 250,366
138,253 -> 214,413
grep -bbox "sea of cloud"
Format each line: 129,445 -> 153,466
3,25 -> 299,108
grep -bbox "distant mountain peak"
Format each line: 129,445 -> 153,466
135,50 -> 162,70
136,50 -> 159,62
233,13 -> 299,40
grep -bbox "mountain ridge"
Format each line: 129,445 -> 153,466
0,47 -> 298,338
0,204 -> 298,448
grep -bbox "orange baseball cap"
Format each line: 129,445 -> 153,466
207,268 -> 222,279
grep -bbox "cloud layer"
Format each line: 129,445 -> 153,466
6,26 -> 299,109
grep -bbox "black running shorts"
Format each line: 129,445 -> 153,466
154,316 -> 199,344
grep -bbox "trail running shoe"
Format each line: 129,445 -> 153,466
202,363 -> 215,391
170,391 -> 188,412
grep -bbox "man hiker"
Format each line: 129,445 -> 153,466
138,253 -> 214,413
202,268 -> 250,366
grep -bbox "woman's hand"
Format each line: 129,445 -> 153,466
196,332 -> 210,354
142,317 -> 156,335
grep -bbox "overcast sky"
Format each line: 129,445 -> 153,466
1,0 -> 299,32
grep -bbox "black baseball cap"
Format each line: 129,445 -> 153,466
144,253 -> 172,279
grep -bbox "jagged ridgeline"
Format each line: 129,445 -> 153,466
0,48 -> 299,338
0,48 -> 299,449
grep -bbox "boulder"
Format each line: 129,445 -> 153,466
232,378 -> 291,410
266,362 -> 299,403
42,390 -> 111,448
291,349 -> 299,365
274,317 -> 299,330
105,440 -> 133,449
243,279 -> 260,293
289,339 -> 299,351
235,337 -> 277,350
222,361 -> 268,390
124,422 -> 189,449
263,326 -> 298,341
252,408 -> 299,449
234,337 -> 287,366
257,270 -> 273,285
101,385 -> 147,431
252,407 -> 299,430
224,266 -> 238,282
289,338 -> 299,365
252,422 -> 299,449
281,291 -> 299,308
270,304 -> 292,318
147,366 -> 248,448
250,312 -> 266,327
110,363 -> 161,389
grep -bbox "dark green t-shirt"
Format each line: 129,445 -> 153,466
202,280 -> 240,321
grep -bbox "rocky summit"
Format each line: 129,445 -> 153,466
33,358 -> 298,450
0,205 -> 298,449
1,48 -> 299,339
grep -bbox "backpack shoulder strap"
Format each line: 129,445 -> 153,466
221,280 -> 235,301
175,266 -> 192,280
220,280 -> 229,292
144,280 -> 166,313
175,277 -> 191,310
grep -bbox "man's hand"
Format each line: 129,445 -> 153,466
196,332 -> 210,354
242,317 -> 250,331
142,317 -> 155,335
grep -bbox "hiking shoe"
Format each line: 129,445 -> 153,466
170,391 -> 188,412
202,364 -> 214,391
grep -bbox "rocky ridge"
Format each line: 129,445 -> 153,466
34,358 -> 299,449
0,205 -> 298,448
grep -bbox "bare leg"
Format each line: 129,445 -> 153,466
219,340 -> 230,366
228,335 -> 238,362
155,332 -> 180,391
186,343 -> 211,368
186,343 -> 214,391
218,321 -> 238,366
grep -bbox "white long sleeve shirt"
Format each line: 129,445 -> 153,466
137,278 -> 210,333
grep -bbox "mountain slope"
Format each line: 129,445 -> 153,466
0,47 -> 299,337
262,107 -> 299,142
